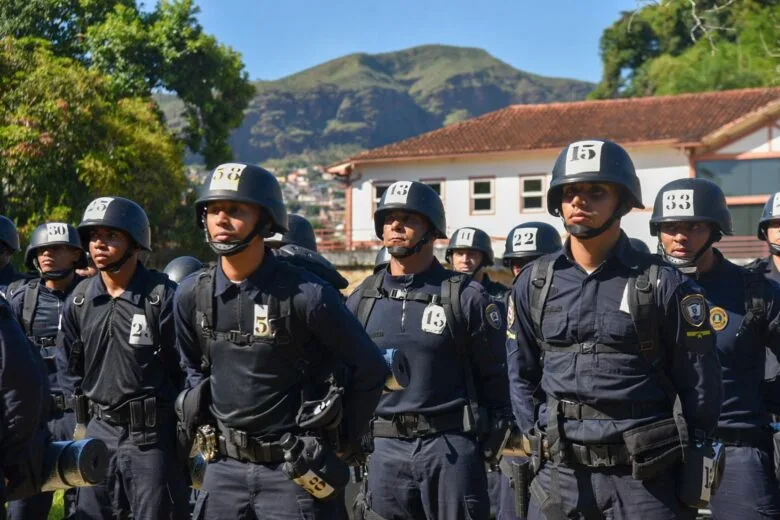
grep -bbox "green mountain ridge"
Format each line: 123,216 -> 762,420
157,44 -> 595,164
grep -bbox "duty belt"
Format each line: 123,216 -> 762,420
372,410 -> 468,439
216,422 -> 285,463
90,397 -> 167,426
90,402 -> 131,424
551,398 -> 670,421
715,427 -> 773,448
514,434 -> 632,468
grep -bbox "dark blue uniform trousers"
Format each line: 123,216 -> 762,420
192,456 -> 348,519
8,412 -> 77,520
365,433 -> 490,520
74,415 -> 189,520
709,445 -> 780,519
527,464 -> 696,520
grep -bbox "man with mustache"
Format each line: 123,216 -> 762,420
652,178 -> 780,518
348,181 -> 511,520
6,223 -> 87,520
506,139 -> 721,519
57,197 -> 189,519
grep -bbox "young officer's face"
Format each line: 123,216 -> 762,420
509,257 -> 533,277
560,182 -> 620,229
205,201 -> 262,243
658,221 -> 713,260
767,221 -> 780,244
36,245 -> 82,273
88,227 -> 132,269
382,210 -> 429,249
451,249 -> 483,274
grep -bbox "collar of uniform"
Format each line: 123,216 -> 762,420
214,248 -> 279,298
87,261 -> 149,305
38,274 -> 82,297
697,248 -> 730,283
383,257 -> 447,289
561,231 -> 637,271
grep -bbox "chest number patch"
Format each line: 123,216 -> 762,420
681,294 -> 706,328
254,304 -> 271,338
129,314 -> 153,345
709,307 -> 728,332
422,304 -> 447,335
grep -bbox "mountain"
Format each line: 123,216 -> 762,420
157,45 -> 595,164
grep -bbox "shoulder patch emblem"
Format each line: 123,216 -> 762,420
709,307 -> 728,332
507,297 -> 515,329
485,303 -> 503,330
681,294 -> 706,328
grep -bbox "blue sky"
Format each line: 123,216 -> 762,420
195,0 -> 638,84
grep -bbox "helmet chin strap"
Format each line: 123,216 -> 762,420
658,231 -> 719,276
770,242 -> 780,256
388,231 -> 432,259
202,212 -> 270,257
34,259 -> 74,281
97,247 -> 136,273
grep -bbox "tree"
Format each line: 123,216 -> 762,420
0,0 -> 254,167
590,0 -> 779,98
0,37 -> 197,262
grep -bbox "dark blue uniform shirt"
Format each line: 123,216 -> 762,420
56,263 -> 179,409
507,234 -> 722,444
175,251 -> 388,443
346,259 -> 510,417
10,278 -> 79,393
696,251 -> 780,430
0,295 -> 46,467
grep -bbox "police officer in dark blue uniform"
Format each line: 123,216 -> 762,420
447,226 -> 509,519
447,227 -> 507,301
0,291 -> 47,518
164,256 -> 204,284
7,222 -> 87,520
497,222 -> 563,520
174,163 -> 387,520
653,178 -> 780,518
0,216 -> 30,296
502,223 -> 562,279
507,139 -> 722,520
749,192 -> 780,417
348,181 -> 511,520
56,196 -> 189,519
266,213 -> 318,251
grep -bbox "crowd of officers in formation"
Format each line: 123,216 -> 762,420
2,138 -> 780,520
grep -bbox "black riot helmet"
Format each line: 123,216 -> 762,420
266,214 -> 317,252
548,139 -> 643,239
628,237 -> 651,254
163,256 -> 204,284
650,178 -> 732,274
78,197 -> 151,272
0,216 -> 19,252
374,247 -> 391,273
25,222 -> 87,279
502,222 -> 562,267
445,227 -> 494,268
195,163 -> 288,256
373,181 -> 446,258
757,192 -> 780,256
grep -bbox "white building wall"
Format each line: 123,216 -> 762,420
351,145 -> 690,255
719,124 -> 776,155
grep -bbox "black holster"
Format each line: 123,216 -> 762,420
174,377 -> 213,463
73,392 -> 89,425
129,397 -> 158,447
527,429 -> 545,475
622,417 -> 683,480
296,384 -> 344,452
478,408 -> 513,465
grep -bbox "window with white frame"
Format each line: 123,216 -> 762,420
372,181 -> 393,213
470,178 -> 494,214
422,180 -> 444,203
520,176 -> 545,211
